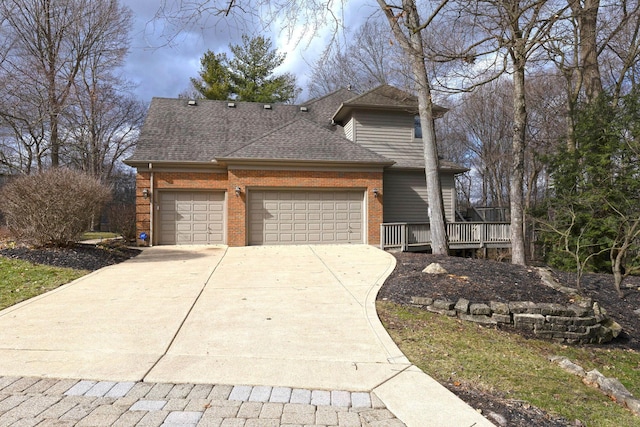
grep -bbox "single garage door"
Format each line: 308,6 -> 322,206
249,190 -> 364,245
158,191 -> 225,245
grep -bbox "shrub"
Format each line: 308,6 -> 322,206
0,169 -> 111,247
107,203 -> 136,241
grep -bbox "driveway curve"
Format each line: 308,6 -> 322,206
0,244 -> 493,426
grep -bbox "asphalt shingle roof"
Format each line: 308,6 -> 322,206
342,85 -> 418,108
127,85 -> 459,171
331,85 -> 448,124
303,88 -> 356,129
218,118 -> 391,164
390,154 -> 470,172
128,99 -> 304,163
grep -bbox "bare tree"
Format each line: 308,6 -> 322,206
546,0 -> 640,148
536,205 -> 609,293
452,80 -> 513,208
63,74 -> 146,180
568,0 -> 603,101
523,73 -> 566,210
373,0 -> 451,255
0,72 -> 50,173
0,0 -> 133,169
441,73 -> 563,213
434,0 -> 564,264
598,1 -> 640,102
307,18 -> 409,98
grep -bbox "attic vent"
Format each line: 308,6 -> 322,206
227,102 -> 236,108
300,106 -> 308,112
187,100 -> 197,106
263,104 -> 272,110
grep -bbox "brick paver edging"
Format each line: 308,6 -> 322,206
0,376 -> 405,426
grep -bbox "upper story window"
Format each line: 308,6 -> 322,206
414,115 -> 422,139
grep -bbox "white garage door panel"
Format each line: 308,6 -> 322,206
249,190 -> 364,245
158,191 -> 225,245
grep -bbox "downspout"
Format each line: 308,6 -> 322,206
149,162 -> 154,246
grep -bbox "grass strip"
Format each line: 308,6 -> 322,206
79,232 -> 118,241
377,301 -> 640,427
0,257 -> 88,310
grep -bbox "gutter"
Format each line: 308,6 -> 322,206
214,158 -> 395,168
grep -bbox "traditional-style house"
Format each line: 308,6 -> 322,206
126,85 -> 508,249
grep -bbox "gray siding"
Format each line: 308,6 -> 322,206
441,173 -> 456,221
383,170 -> 456,223
353,111 -> 419,165
344,118 -> 354,141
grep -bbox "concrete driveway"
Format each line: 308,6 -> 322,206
0,245 -> 493,426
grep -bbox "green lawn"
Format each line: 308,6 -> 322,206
377,301 -> 640,427
79,232 -> 119,241
0,257 -> 88,310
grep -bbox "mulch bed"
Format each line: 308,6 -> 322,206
378,251 -> 640,427
378,252 -> 640,351
0,241 -> 140,271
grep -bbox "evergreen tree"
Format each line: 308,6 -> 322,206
191,51 -> 232,100
539,91 -> 640,296
229,35 -> 299,103
190,35 -> 299,103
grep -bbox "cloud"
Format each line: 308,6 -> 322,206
122,0 -> 235,101
120,0 -> 374,103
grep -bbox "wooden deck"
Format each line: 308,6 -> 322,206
380,222 -> 511,251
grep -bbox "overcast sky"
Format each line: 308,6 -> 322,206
120,0 -> 377,104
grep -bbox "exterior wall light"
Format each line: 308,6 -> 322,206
373,188 -> 379,198
235,186 -> 242,196
142,188 -> 150,199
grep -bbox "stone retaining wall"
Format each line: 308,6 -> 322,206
410,296 -> 622,344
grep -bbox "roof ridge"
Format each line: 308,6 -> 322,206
339,84 -> 384,104
344,84 -> 416,105
303,87 -> 356,105
154,97 -> 303,108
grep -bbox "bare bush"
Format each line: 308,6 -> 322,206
0,169 -> 111,247
107,203 -> 136,242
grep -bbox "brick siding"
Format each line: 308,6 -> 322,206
135,169 -> 383,247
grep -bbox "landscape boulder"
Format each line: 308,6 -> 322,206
422,263 -> 447,274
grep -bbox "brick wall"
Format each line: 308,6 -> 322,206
135,172 -> 151,245
135,168 -> 383,247
228,169 -> 383,246
155,172 -> 228,190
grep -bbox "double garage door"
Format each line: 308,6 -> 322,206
249,190 -> 364,245
158,191 -> 225,245
157,189 -> 364,245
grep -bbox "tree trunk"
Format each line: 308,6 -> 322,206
417,83 -> 449,255
49,110 -> 60,168
510,50 -> 527,265
376,0 -> 449,255
569,0 -> 603,102
611,249 -> 625,298
404,0 -> 449,255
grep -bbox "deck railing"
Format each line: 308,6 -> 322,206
380,222 -> 511,251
